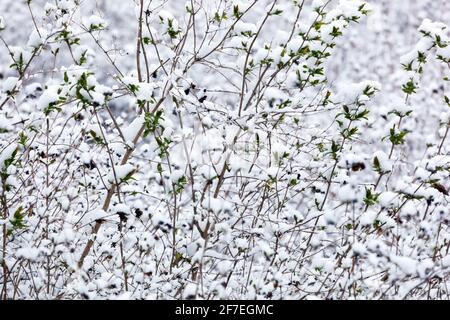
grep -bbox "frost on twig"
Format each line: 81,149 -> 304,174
0,0 -> 450,300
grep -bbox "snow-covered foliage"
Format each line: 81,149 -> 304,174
1,0 -> 450,300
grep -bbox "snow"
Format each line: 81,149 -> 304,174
204,197 -> 223,214
123,115 -> 145,143
442,256 -> 450,268
158,10 -> 175,24
136,82 -> 155,101
81,209 -> 109,224
0,144 -> 17,171
0,115 -> 12,132
390,255 -> 417,276
373,151 -> 392,173
0,15 -> 5,31
400,202 -> 418,219
37,87 -> 60,110
1,0 -> 450,301
182,283 -> 197,299
312,0 -> 326,9
360,210 -> 377,226
16,247 -> 40,261
287,38 -> 303,53
338,0 -> 369,18
86,15 -> 107,29
122,76 -> 139,87
270,46 -> 289,65
112,203 -> 131,215
335,80 -> 381,105
2,77 -> 20,93
418,19 -> 447,38
27,29 -> 46,49
234,21 -> 257,35
378,192 -> 399,208
337,183 -> 359,203
72,45 -> 92,65
107,164 -> 135,184
352,242 -> 366,256
90,91 -> 105,106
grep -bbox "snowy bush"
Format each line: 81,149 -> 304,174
0,0 -> 450,300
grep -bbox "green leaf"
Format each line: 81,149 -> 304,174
8,206 -> 27,236
373,156 -> 382,173
402,79 -> 417,95
364,188 -> 379,206
144,110 -> 164,137
389,126 -> 408,145
19,132 -> 27,147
